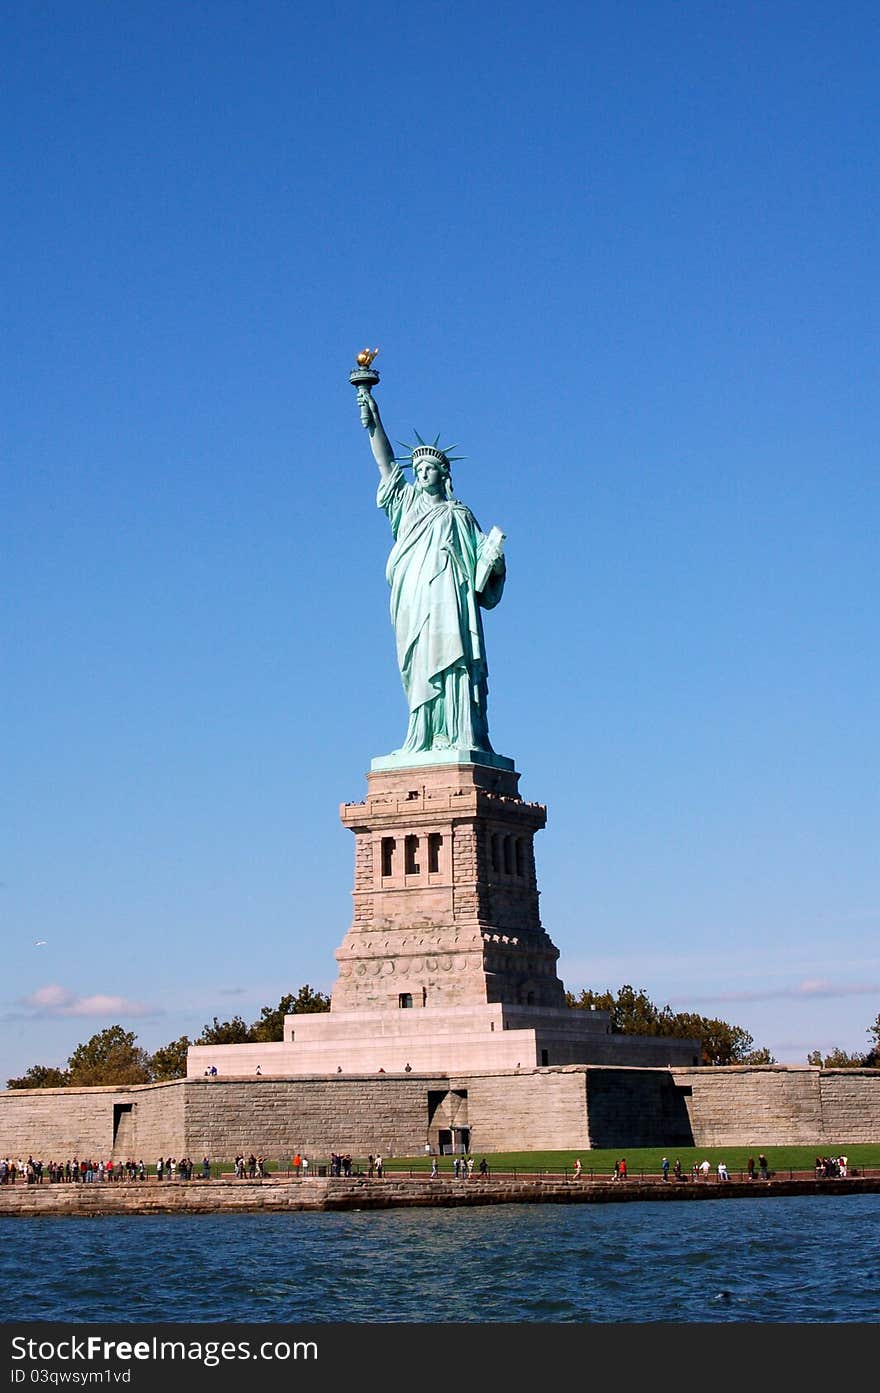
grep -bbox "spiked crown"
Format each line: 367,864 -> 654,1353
397,430 -> 463,471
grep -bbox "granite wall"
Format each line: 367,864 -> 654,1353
2,1065 -> 879,1160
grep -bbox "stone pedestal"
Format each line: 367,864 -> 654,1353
184,758 -> 700,1078
332,761 -> 566,1013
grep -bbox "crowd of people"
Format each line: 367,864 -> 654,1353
232,1153 -> 268,1179
815,1154 -> 848,1177
0,1156 -> 219,1183
0,1156 -> 153,1183
5,1149 -> 857,1187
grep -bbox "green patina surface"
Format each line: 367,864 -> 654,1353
353,360 -> 508,764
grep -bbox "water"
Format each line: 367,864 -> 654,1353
3,1194 -> 879,1323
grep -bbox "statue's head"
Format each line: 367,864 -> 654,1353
400,434 -> 461,500
412,445 -> 451,495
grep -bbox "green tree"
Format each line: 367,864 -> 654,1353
250,986 -> 330,1043
567,985 -> 768,1064
866,1012 -> 880,1066
807,1046 -> 866,1068
565,987 -> 617,1016
197,1015 -> 253,1045
150,1034 -> 191,1080
66,1026 -> 152,1086
6,1063 -> 71,1090
566,984 -> 667,1032
741,1046 -> 777,1065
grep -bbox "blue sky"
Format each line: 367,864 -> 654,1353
3,1 -> 878,1079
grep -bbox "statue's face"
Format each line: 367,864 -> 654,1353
415,459 -> 445,493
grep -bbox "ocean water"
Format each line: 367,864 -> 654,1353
2,1194 -> 879,1323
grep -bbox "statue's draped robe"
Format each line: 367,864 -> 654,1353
378,464 -> 505,753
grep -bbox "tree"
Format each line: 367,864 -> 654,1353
567,984 -> 770,1064
866,1012 -> 880,1067
667,1011 -> 757,1065
741,1047 -> 777,1065
807,1046 -> 867,1069
6,1063 -> 71,1090
566,984 -> 668,1033
151,1035 -> 191,1081
250,984 -> 331,1042
66,1026 -> 152,1087
197,1015 -> 252,1045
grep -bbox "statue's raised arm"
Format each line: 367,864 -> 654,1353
357,386 -> 395,480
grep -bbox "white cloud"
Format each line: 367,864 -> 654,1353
20,983 -> 156,1018
681,979 -> 880,1006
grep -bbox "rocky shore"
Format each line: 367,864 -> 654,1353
2,1172 -> 879,1216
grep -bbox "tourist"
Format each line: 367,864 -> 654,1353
430,1157 -> 438,1178
573,1158 -> 582,1179
367,1154 -> 374,1177
453,1157 -> 460,1178
479,1157 -> 489,1178
375,1154 -> 382,1178
301,1156 -> 309,1177
612,1159 -> 620,1181
202,1156 -> 210,1180
717,1161 -> 730,1181
156,1157 -> 164,1182
747,1157 -> 755,1181
619,1158 -> 627,1180
661,1156 -> 669,1182
758,1153 -> 768,1180
673,1158 -> 682,1180
699,1159 -> 711,1180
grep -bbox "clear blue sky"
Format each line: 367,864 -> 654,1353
3,1 -> 877,1079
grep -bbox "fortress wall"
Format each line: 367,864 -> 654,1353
128,1083 -> 187,1158
0,1081 -> 185,1161
181,1076 -> 436,1160
0,1085 -> 119,1158
2,1066 -> 878,1161
671,1066 -> 824,1145
463,1069 -> 589,1152
818,1070 -> 880,1144
584,1068 -> 695,1149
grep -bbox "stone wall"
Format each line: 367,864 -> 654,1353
0,1081 -> 185,1160
181,1075 -> 435,1159
2,1065 -> 879,1161
672,1065 -> 880,1146
5,1174 -> 880,1218
818,1069 -> 880,1144
464,1069 -> 589,1152
585,1068 -> 695,1149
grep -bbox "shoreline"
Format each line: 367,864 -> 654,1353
1,1173 -> 879,1216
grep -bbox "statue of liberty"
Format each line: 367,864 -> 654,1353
352,356 -> 506,758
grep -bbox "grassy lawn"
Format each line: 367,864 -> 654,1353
379,1144 -> 880,1177
165,1143 -> 880,1180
